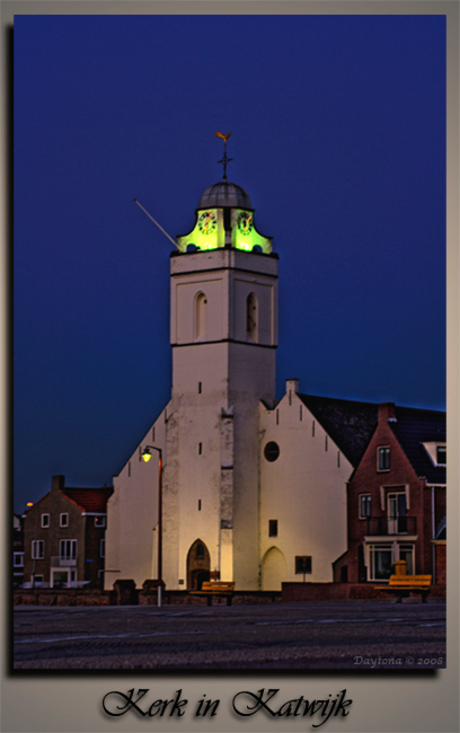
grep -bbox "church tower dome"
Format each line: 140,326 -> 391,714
198,181 -> 252,210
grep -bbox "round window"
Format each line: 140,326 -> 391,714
264,441 -> 280,462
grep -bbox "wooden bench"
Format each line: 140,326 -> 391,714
374,575 -> 432,603
190,581 -> 235,606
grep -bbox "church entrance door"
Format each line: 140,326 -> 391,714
187,539 -> 210,590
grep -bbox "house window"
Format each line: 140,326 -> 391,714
325,435 -> 328,451
378,446 -> 391,471
59,539 -> 77,560
369,544 -> 393,581
14,552 -> 24,567
264,441 -> 280,462
295,556 -> 312,575
31,540 -> 44,559
276,409 -> 279,425
41,513 -> 50,528
198,442 -> 202,455
195,542 -> 205,559
312,420 -> 315,437
268,519 -> 278,537
436,446 -> 446,465
198,382 -> 202,394
198,500 -> 202,511
60,513 -> 69,527
94,517 -> 106,528
300,405 -> 303,421
100,539 -> 105,558
359,495 -> 372,519
337,451 -> 340,468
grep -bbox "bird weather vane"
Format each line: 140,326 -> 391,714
216,131 -> 233,180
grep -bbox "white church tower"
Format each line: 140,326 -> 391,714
105,136 -> 278,590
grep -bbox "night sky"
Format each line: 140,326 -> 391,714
14,14 -> 446,513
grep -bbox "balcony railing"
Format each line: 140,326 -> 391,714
364,516 -> 417,536
51,556 -> 77,567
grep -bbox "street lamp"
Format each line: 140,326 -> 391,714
141,445 -> 163,607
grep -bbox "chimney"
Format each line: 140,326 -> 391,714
51,475 -> 66,493
378,403 -> 396,424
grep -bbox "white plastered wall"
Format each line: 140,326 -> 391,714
104,408 -> 168,590
259,383 -> 352,587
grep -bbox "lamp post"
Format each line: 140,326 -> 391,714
25,502 -> 38,589
141,445 -> 163,607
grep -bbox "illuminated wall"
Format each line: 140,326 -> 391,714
177,208 -> 272,254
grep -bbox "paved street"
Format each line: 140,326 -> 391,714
13,600 -> 446,670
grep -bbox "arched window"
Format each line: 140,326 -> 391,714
246,292 -> 258,342
194,292 -> 207,340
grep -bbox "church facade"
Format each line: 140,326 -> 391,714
105,173 -> 376,592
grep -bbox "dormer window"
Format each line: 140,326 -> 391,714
422,442 -> 446,467
436,446 -> 446,466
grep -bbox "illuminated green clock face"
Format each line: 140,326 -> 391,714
237,211 -> 253,236
198,211 -> 217,235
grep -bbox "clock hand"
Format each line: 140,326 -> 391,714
244,214 -> 252,233
204,212 -> 214,233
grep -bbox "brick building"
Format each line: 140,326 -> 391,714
13,514 -> 24,587
344,402 -> 446,584
22,475 -> 113,589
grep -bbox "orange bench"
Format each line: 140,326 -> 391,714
191,581 -> 235,606
374,574 -> 432,603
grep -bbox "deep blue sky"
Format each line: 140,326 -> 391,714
14,14 -> 446,512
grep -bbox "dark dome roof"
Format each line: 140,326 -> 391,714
198,181 -> 252,210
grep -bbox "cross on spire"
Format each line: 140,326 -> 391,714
215,131 -> 233,180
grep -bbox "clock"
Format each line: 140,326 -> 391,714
198,211 -> 217,235
237,211 -> 253,236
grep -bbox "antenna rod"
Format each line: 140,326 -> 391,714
133,199 -> 179,249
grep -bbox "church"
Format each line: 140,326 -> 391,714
104,146 -> 445,594
104,142 -> 378,593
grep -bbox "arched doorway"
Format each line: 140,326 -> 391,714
261,547 -> 287,590
187,539 -> 210,590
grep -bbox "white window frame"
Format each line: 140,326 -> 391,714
59,539 -> 77,560
377,446 -> 391,472
94,516 -> 106,528
387,491 -> 408,535
359,494 -> 372,519
31,539 -> 44,559
14,552 -> 24,567
60,513 -> 69,528
41,513 -> 50,528
368,543 -> 393,581
100,538 -> 105,558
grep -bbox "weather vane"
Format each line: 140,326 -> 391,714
215,131 -> 232,181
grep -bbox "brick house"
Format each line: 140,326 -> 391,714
344,402 -> 446,584
22,475 -> 113,589
13,514 -> 25,587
